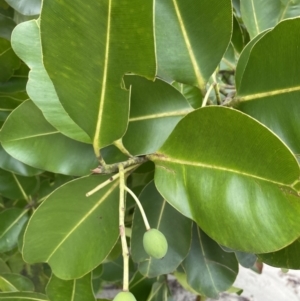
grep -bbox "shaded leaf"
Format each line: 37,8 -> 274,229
146,279 -> 171,301
236,18 -> 300,158
0,292 -> 48,300
258,239 -> 300,269
41,0 -> 155,152
150,107 -> 300,253
123,76 -> 192,155
11,20 -> 91,143
0,208 -> 28,253
0,14 -> 15,40
0,144 -> 42,177
156,0 -> 232,91
0,169 -> 38,200
0,38 -> 20,82
0,273 -> 34,292
23,175 -> 119,279
46,273 -> 95,301
0,260 -> 10,274
183,224 -> 238,299
4,0 -> 41,16
0,100 -> 98,176
129,272 -> 156,301
240,0 -> 300,39
131,181 -> 192,278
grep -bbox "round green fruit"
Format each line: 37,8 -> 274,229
113,291 -> 137,301
143,228 -> 168,259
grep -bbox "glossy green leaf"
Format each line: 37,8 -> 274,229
231,15 -> 245,54
46,273 -> 95,301
0,292 -> 48,300
235,30 -> 270,91
23,175 -> 119,279
172,82 -> 203,109
0,144 -> 41,176
0,273 -> 34,292
0,260 -> 10,274
183,224 -> 238,299
236,18 -> 300,158
0,169 -> 38,200
240,0 -> 300,39
4,0 -> 41,15
40,0 -> 155,152
131,181 -> 192,278
0,100 -> 98,176
122,76 -> 192,155
155,0 -> 232,91
11,20 -> 90,143
150,107 -> 300,253
258,239 -> 300,269
0,14 -> 15,40
0,208 -> 28,253
0,38 -> 20,82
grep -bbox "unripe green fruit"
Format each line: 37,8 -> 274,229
113,291 -> 137,301
143,228 -> 168,259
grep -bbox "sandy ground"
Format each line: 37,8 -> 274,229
98,265 -> 300,301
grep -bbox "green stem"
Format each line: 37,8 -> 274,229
124,186 -> 151,230
201,83 -> 214,107
86,164 -> 139,197
114,139 -> 133,157
119,164 -> 130,291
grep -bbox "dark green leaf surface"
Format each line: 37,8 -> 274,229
0,14 -> 15,40
46,273 -> 95,301
240,0 -> 300,39
123,76 -> 192,155
129,272 -> 155,301
0,273 -> 34,292
183,225 -> 238,298
4,0 -> 41,15
23,176 -> 119,279
150,107 -> 300,253
0,144 -> 42,176
0,209 -> 28,253
11,20 -> 90,143
258,239 -> 300,269
41,0 -> 155,152
0,38 -> 20,82
156,0 -> 232,91
131,181 -> 192,278
0,169 -> 38,200
172,82 -> 203,108
146,280 -> 171,301
236,18 -> 300,158
0,101 -> 98,176
0,292 -> 48,300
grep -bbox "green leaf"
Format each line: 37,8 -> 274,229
0,208 -> 28,253
131,181 -> 192,278
146,280 -> 171,301
129,272 -> 156,301
40,0 -> 155,152
23,175 -> 119,279
155,0 -> 232,91
122,76 -> 192,155
236,18 -> 300,158
235,30 -> 270,91
172,82 -> 203,109
0,100 -> 98,176
240,0 -> 300,39
0,38 -> 20,82
11,20 -> 91,144
0,260 -> 10,274
150,107 -> 300,253
231,15 -> 245,54
0,273 -> 34,292
0,14 -> 15,40
183,224 -> 238,299
46,273 -> 95,301
0,292 -> 48,300
4,0 -> 41,16
0,144 -> 41,177
258,239 -> 300,269
0,169 -> 38,200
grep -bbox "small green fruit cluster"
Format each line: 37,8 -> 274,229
113,291 -> 137,301
143,228 -> 168,259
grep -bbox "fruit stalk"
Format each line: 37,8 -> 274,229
119,164 -> 130,291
